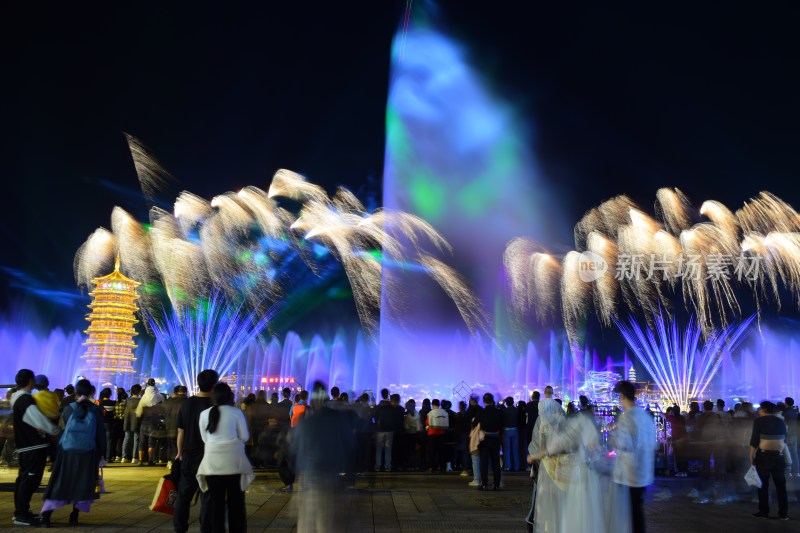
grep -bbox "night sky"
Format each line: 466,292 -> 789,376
4,2 -> 800,329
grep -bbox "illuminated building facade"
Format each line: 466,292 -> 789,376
81,257 -> 141,384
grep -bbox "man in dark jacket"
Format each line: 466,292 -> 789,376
501,397 -> 520,472
121,384 -> 142,463
274,387 -> 293,428
11,369 -> 60,526
174,370 -> 218,533
164,385 -> 187,463
525,391 -> 540,449
374,393 -> 404,471
784,397 -> 799,476
475,393 -> 502,491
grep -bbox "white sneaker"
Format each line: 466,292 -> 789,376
121,458 -> 130,464
459,470 -> 469,477
468,480 -> 480,487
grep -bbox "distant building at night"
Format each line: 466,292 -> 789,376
80,257 -> 141,385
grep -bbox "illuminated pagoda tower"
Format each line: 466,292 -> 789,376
81,256 -> 141,384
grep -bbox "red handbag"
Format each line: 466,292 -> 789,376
149,475 -> 178,515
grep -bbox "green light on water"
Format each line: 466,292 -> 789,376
409,171 -> 446,222
386,109 -> 412,162
457,180 -> 491,217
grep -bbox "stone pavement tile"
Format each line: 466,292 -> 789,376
389,491 -> 417,518
346,489 -> 375,532
407,491 -> 441,516
371,491 -> 400,532
2,466 -> 799,532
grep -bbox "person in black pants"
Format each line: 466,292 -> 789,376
10,369 -> 61,526
749,400 -> 789,520
475,393 -> 502,490
276,426 -> 295,491
173,369 -> 218,533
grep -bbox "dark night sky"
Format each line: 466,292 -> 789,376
3,2 -> 800,329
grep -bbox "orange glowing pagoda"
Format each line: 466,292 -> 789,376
81,256 -> 141,383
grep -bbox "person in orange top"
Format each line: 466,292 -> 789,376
290,391 -> 309,428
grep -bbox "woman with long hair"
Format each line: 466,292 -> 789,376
40,379 -> 106,528
196,382 -> 254,532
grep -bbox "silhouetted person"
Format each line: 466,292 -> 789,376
525,391 -> 540,449
173,369 -> 219,533
750,401 -> 788,520
11,369 -> 60,526
475,393 -> 502,490
293,381 -> 355,532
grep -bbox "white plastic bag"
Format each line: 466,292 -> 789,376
744,465 -> 762,488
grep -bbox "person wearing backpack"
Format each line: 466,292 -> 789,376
40,378 -> 106,528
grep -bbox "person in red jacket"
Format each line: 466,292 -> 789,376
426,399 -> 449,472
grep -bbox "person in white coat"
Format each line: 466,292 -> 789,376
526,387 -> 566,532
611,380 -> 657,533
197,382 -> 255,533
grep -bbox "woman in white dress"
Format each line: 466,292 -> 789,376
196,382 -> 255,533
528,404 -> 631,533
527,397 -> 566,532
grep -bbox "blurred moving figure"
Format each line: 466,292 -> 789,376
526,386 -> 565,532
611,381 -> 656,533
245,389 -> 270,466
293,381 -> 355,533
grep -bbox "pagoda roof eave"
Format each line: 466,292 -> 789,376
90,268 -> 142,287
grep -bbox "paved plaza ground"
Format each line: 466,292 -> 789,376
0,463 -> 798,532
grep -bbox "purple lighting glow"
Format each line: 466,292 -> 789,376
615,313 -> 755,410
